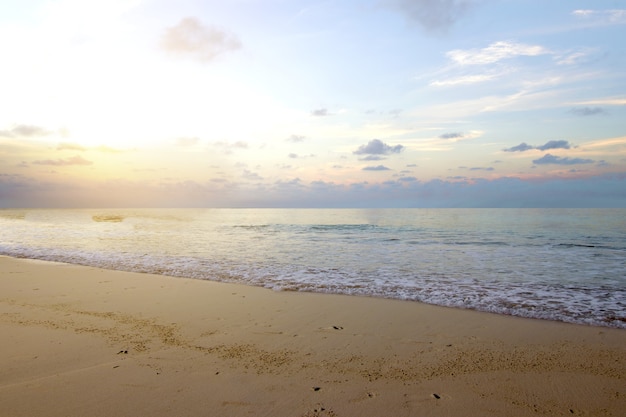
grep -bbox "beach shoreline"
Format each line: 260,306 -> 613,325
1,255 -> 624,416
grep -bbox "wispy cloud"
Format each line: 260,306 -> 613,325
504,140 -> 573,152
430,73 -> 498,86
57,142 -> 87,151
286,134 -> 307,143
569,107 -> 607,116
536,140 -> 572,151
0,124 -> 51,138
446,41 -> 549,66
161,17 -> 241,62
532,154 -> 594,165
429,41 -> 549,88
467,166 -> 494,171
56,143 -> 125,153
360,155 -> 386,161
572,9 -> 626,25
95,146 -> 125,153
504,142 -> 534,152
288,153 -> 315,159
362,165 -> 391,171
572,98 -> 626,106
582,136 -> 626,151
555,49 -> 592,65
213,141 -> 248,150
439,132 -> 464,140
311,108 -> 330,117
242,169 -> 263,181
32,155 -> 93,166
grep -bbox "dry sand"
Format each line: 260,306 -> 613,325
0,255 -> 624,416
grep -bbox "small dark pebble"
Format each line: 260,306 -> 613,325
313,387 -> 321,391
433,393 -> 441,399
113,365 -> 120,369
332,326 -> 343,330
570,410 -> 574,414
446,344 -> 452,347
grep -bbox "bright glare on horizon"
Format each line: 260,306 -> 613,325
0,0 -> 625,208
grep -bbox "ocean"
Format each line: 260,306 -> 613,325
1,208 -> 624,328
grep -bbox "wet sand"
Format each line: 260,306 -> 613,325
1,256 -> 624,416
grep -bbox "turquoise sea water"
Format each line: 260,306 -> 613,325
1,208 -> 624,328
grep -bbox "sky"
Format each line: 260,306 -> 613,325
0,0 -> 625,208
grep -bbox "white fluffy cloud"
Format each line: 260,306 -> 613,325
161,17 -> 241,62
447,41 -> 550,66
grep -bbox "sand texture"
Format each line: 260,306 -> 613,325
1,256 -> 624,416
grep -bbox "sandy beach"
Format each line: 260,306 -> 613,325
0,255 -> 624,416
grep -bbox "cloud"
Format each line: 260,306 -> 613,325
572,98 -> 626,106
362,165 -> 391,171
503,143 -> 535,152
56,143 -> 124,153
556,50 -> 590,66
161,17 -> 241,62
387,0 -> 477,32
435,131 -> 481,143
439,132 -> 463,139
242,169 -> 263,181
360,155 -> 386,161
213,141 -> 248,151
447,41 -> 549,66
569,107 -> 607,116
311,108 -> 329,117
572,9 -> 626,25
504,140 -> 573,152
536,140 -> 572,151
286,134 -> 307,142
532,154 -> 594,165
57,142 -> 87,151
354,139 -> 404,155
430,73 -> 498,86
288,153 -> 315,159
97,146 -> 125,153
365,108 -> 403,117
32,155 -> 93,166
0,125 -> 50,138
467,166 -> 494,171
